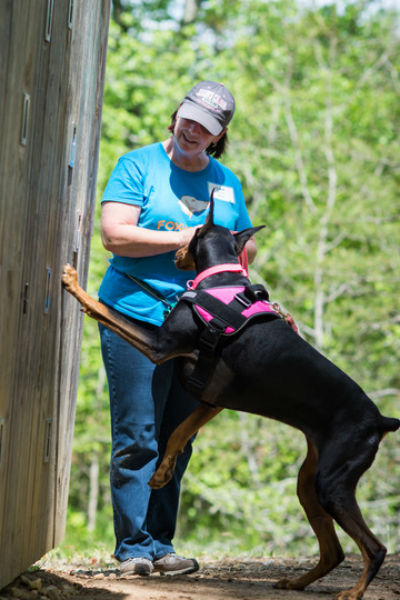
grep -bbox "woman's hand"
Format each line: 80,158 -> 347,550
176,225 -> 201,248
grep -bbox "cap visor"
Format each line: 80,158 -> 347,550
177,103 -> 223,136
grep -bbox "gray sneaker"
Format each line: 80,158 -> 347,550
153,552 -> 199,576
120,557 -> 154,576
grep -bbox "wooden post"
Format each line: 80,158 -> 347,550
0,0 -> 111,587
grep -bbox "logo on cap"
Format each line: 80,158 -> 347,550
195,88 -> 228,112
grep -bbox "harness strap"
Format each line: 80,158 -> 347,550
181,289 -> 247,331
182,283 -> 272,332
187,263 -> 247,290
186,329 -> 221,396
182,283 -> 278,396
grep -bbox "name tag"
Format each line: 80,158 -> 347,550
208,183 -> 235,204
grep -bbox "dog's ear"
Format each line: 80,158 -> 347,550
233,225 -> 265,255
206,188 -> 215,226
197,188 -> 216,238
175,245 -> 196,271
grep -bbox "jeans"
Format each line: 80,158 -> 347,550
99,322 -> 198,562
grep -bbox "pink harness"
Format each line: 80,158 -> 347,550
184,263 -> 279,335
180,260 -> 281,394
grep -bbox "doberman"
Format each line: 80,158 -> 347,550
62,198 -> 399,600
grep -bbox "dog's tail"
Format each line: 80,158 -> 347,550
381,415 -> 400,433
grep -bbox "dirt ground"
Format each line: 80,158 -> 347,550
2,554 -> 400,600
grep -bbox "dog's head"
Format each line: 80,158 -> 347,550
175,191 -> 264,271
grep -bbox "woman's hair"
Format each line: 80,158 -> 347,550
168,110 -> 228,159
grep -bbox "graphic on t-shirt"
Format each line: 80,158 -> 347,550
179,195 -> 209,218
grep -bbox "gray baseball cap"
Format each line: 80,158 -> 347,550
177,81 -> 235,135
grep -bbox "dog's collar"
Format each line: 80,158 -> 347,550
187,263 -> 247,290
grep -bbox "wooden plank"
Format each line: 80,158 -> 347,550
0,2 -> 43,584
53,0 -> 111,546
0,0 -> 110,587
20,0 -> 72,564
0,0 -> 55,581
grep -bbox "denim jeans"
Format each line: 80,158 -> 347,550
99,322 -> 198,562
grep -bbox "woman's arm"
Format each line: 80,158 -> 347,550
101,201 -> 258,262
101,202 -> 199,258
245,237 -> 257,264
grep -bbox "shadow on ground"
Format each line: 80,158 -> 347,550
2,554 -> 400,600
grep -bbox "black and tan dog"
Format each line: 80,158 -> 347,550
62,201 -> 399,600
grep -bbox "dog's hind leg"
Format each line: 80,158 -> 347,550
149,404 -> 223,489
275,436 -> 344,591
321,497 -> 386,599
315,434 -> 387,600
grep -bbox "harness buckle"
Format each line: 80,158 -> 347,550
234,291 -> 252,308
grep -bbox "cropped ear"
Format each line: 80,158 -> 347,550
233,225 -> 265,255
197,188 -> 216,238
206,188 -> 215,226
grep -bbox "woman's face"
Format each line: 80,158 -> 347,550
173,116 -> 225,156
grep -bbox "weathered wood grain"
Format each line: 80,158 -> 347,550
0,0 -> 111,588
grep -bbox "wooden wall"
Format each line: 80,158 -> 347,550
0,0 -> 111,588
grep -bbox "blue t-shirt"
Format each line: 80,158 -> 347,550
99,142 -> 252,325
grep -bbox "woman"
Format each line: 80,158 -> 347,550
98,81 -> 257,576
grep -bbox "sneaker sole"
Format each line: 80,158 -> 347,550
156,561 -> 199,576
120,563 -> 154,577
119,571 -> 151,579
120,569 -> 153,577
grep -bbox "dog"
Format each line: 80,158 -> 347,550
62,198 -> 399,600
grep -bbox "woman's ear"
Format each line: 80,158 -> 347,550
214,127 -> 227,143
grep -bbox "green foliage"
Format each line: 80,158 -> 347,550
66,0 -> 400,559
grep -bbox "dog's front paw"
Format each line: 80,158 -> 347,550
148,456 -> 177,489
62,264 -> 78,291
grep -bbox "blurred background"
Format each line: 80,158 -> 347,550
62,0 -> 400,561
